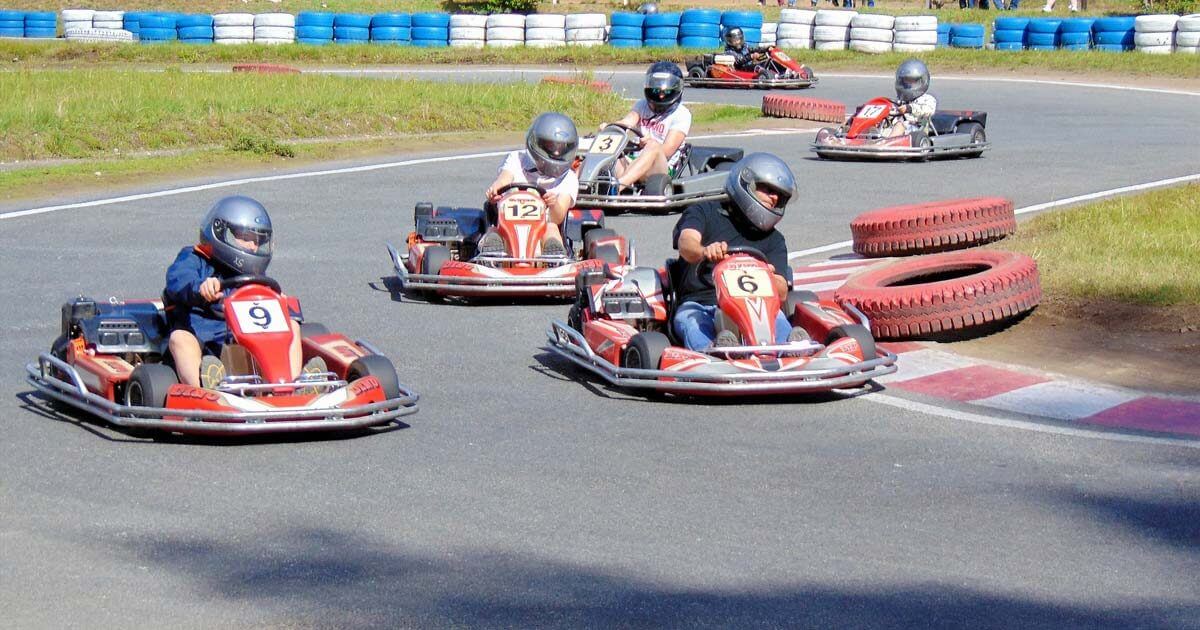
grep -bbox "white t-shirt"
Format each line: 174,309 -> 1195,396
499,150 -> 579,205
902,93 -> 938,124
632,99 -> 692,147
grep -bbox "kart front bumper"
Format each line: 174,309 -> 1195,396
546,321 -> 898,396
684,76 -> 818,89
811,141 -> 990,161
388,242 -> 585,297
27,354 -> 419,436
574,188 -> 728,213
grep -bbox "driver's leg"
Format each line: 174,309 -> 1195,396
169,329 -> 203,387
617,140 -> 668,188
673,302 -> 718,351
288,319 -> 303,378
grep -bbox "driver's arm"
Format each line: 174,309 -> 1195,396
678,228 -> 727,264
662,129 -> 687,162
547,193 -> 571,225
166,249 -> 217,306
615,110 -> 641,129
485,170 -> 515,200
772,274 -> 789,298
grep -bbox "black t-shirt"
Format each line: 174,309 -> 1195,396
671,201 -> 792,305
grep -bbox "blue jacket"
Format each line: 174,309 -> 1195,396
164,246 -> 232,340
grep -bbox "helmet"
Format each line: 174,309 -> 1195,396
638,2 -> 658,14
723,153 -> 797,233
525,112 -> 579,178
644,61 -> 684,115
199,196 -> 273,276
723,27 -> 744,48
895,58 -> 930,102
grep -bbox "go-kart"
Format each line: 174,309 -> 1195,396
574,122 -> 744,213
812,97 -> 989,161
386,183 -> 634,299
684,48 -> 817,89
547,247 -> 898,396
26,275 -> 419,436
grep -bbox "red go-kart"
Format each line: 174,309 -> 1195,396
547,247 -> 897,397
27,275 -> 419,436
812,96 -> 989,161
684,48 -> 817,89
388,183 -> 634,299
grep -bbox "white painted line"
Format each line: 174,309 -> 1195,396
869,392 -> 1200,449
821,73 -> 1200,98
0,128 -> 818,222
806,257 -> 869,267
874,349 -> 976,384
973,380 -> 1141,422
790,279 -> 846,293
792,267 -> 862,281
787,172 -> 1200,261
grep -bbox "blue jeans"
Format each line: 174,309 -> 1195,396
672,301 -> 792,351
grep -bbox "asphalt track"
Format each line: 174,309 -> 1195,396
1,69 -> 1198,628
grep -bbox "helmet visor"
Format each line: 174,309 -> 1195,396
215,220 -> 272,256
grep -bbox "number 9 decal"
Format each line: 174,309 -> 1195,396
229,300 -> 289,334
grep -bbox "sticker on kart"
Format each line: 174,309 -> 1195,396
229,300 -> 288,333
501,199 -> 545,221
722,268 -> 773,298
589,132 -> 625,155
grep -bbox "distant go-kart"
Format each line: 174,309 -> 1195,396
574,122 -> 744,213
684,48 -> 817,89
812,96 -> 989,161
547,247 -> 898,397
387,183 -> 633,299
27,275 -> 419,436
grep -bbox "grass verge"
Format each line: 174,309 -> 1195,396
4,39 -> 1198,80
997,184 -> 1200,306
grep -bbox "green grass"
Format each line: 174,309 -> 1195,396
999,184 -> 1200,306
5,38 -> 1197,79
0,68 -> 630,160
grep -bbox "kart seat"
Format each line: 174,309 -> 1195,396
931,111 -> 987,136
688,146 -> 744,174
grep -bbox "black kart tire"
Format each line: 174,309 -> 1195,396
824,324 -> 877,361
421,245 -> 452,276
622,331 -> 670,370
643,173 -> 671,197
688,65 -> 706,79
957,122 -> 987,158
347,354 -> 402,400
786,289 -> 820,317
594,244 -> 622,266
583,228 -> 617,259
125,363 -> 179,408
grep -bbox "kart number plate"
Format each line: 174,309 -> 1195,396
859,104 -> 888,119
776,52 -> 791,62
590,132 -> 624,155
501,199 -> 545,221
230,300 -> 289,334
723,268 -> 773,298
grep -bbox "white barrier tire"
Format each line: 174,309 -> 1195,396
566,27 -> 606,41
92,10 -> 124,21
450,39 -> 485,47
448,26 -> 485,40
526,39 -> 565,48
255,37 -> 294,45
93,21 -> 124,29
850,39 -> 892,53
565,14 -> 606,29
1177,14 -> 1200,31
776,38 -> 813,48
1134,14 -> 1179,32
449,14 -> 487,28
815,39 -> 848,50
525,27 -> 566,41
567,39 -> 604,47
60,9 -> 95,21
893,42 -> 936,52
254,26 -> 295,39
780,9 -> 816,24
1176,30 -> 1200,46
1134,31 -> 1173,46
255,13 -> 296,28
850,27 -> 893,42
894,16 -> 938,31
852,14 -> 894,29
1136,44 -> 1174,53
525,13 -> 565,28
813,25 -> 851,41
894,30 -> 938,44
486,13 -> 525,28
777,23 -> 814,39
215,38 -> 253,45
214,13 -> 255,27
815,10 -> 857,27
486,26 -> 524,41
214,25 -> 254,39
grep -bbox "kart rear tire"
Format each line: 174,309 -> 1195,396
583,228 -> 617,259
347,354 -> 402,400
622,331 -> 670,370
644,173 -> 670,197
824,324 -> 876,362
957,122 -> 986,159
593,244 -> 623,266
688,65 -> 706,79
786,289 -> 820,317
125,364 -> 179,409
300,322 -> 330,338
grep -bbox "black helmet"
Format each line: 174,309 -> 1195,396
199,196 -> 273,275
723,27 -> 744,48
525,112 -> 578,178
644,61 -> 684,115
723,153 -> 796,233
895,58 -> 930,102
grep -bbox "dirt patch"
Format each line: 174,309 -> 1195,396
947,296 -> 1200,396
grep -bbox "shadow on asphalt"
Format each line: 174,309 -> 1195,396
15,390 -> 409,446
114,525 -> 1198,629
1043,489 -> 1200,555
370,275 -> 573,307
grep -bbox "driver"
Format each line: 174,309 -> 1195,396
604,61 -> 691,194
480,112 -> 579,258
671,153 -> 809,351
722,27 -> 768,72
164,196 -> 318,389
887,58 -> 938,138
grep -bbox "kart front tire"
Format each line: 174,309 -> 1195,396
347,354 -> 402,400
126,364 -> 180,408
420,245 -> 452,303
824,324 -> 877,362
622,331 -> 670,370
688,66 -> 706,79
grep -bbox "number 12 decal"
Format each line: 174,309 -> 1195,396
502,200 -> 545,221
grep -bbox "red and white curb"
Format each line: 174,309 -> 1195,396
793,257 -> 1200,439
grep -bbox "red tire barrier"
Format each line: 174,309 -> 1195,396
232,63 -> 301,74
540,76 -> 613,93
761,95 -> 845,124
835,249 -> 1040,339
851,197 -> 1016,258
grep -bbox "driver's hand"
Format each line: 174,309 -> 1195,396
897,104 -> 908,115
485,184 -> 501,200
199,277 -> 222,302
542,192 -> 559,209
702,242 -> 728,262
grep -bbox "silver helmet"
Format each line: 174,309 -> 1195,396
723,26 -> 744,48
199,196 -> 273,276
638,2 -> 658,14
644,61 -> 684,115
723,153 -> 797,233
525,112 -> 578,178
895,58 -> 930,102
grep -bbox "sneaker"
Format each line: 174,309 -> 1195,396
786,327 -> 812,344
541,237 -> 566,258
296,356 -> 328,395
710,329 -> 740,350
199,355 -> 226,390
477,231 -> 506,256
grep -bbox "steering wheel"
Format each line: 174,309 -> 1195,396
496,182 -> 549,198
696,246 -> 770,288
602,121 -> 644,140
211,274 -> 283,317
